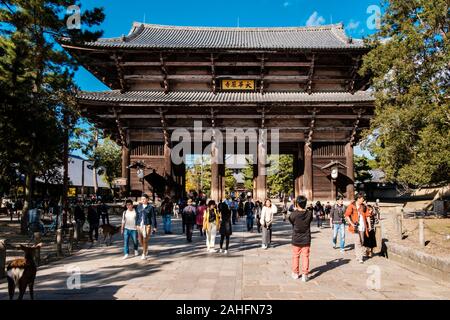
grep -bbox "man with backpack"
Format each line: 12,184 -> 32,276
330,196 -> 347,252
244,197 -> 255,232
182,199 -> 196,242
161,197 -> 174,234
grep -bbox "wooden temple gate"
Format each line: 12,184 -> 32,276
62,22 -> 374,201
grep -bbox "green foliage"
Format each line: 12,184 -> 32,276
93,138 -> 121,190
224,167 -> 237,193
267,155 -> 293,196
361,0 -> 450,187
242,160 -> 254,191
0,1 -> 104,198
185,156 -> 237,196
354,155 -> 373,183
185,157 -> 211,194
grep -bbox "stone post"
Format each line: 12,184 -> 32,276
419,219 -> 425,247
56,229 -> 63,257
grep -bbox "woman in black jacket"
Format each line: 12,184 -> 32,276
288,196 -> 313,282
219,204 -> 232,254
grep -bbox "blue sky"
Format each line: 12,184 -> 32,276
72,0 -> 381,158
74,0 -> 381,91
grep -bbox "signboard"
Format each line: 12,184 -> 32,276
67,187 -> 76,197
114,178 -> 128,186
221,79 -> 255,91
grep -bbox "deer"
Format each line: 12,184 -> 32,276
100,224 -> 121,246
6,243 -> 42,300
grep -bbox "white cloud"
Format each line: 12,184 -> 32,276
306,11 -> 325,27
346,20 -> 361,31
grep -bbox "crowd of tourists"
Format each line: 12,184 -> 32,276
2,189 -> 380,282
117,190 -> 380,283
118,192 -> 281,259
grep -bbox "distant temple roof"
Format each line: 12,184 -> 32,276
78,90 -> 375,104
63,22 -> 366,50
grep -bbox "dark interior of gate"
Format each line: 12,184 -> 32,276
61,22 -> 374,202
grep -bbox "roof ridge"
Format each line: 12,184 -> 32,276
131,21 -> 344,32
79,90 -> 371,95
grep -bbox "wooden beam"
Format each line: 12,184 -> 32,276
112,107 -> 127,147
349,108 -> 364,145
306,108 -> 318,145
113,53 -> 127,93
95,114 -> 372,120
347,55 -> 361,94
160,53 -> 169,94
118,61 -> 313,67
259,54 -> 266,94
211,54 -> 217,94
306,54 -> 315,94
123,74 -> 310,82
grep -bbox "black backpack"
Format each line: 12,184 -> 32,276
208,209 -> 216,223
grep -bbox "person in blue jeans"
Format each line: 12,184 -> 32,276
330,196 -> 346,252
161,197 -> 174,234
121,199 -> 139,259
244,197 -> 255,232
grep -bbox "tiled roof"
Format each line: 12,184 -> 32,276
64,22 -> 366,50
78,90 -> 374,104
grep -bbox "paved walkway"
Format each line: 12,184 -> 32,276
1,214 -> 449,300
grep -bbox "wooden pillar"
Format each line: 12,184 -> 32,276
121,144 -> 130,197
345,142 -> 355,200
303,143 -> 313,201
293,154 -> 299,197
256,140 -> 267,201
181,164 -> 186,199
164,142 -> 172,196
252,164 -> 258,200
294,145 -> 304,198
210,141 -> 220,202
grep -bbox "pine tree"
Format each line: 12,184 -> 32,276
0,1 -> 104,232
361,0 -> 449,188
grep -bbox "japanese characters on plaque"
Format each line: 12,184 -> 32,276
221,79 -> 255,91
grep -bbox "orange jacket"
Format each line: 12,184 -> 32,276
344,202 -> 370,236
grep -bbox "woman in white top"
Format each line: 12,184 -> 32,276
260,199 -> 278,249
121,199 -> 139,259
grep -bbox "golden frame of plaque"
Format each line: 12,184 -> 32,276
220,79 -> 255,91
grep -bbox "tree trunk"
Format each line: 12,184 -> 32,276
62,113 -> 69,211
92,130 -> 99,197
21,174 -> 33,234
